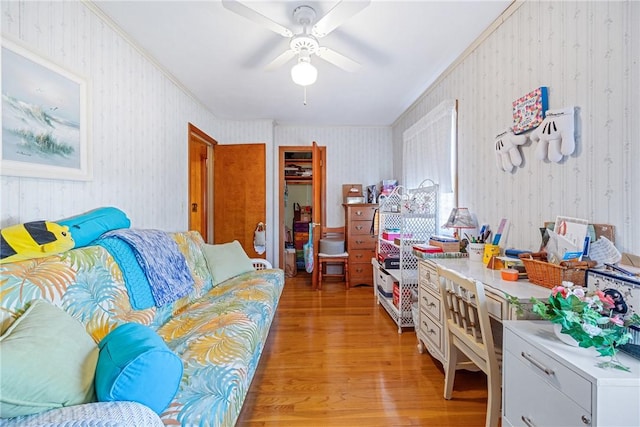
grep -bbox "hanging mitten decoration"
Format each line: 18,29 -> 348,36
495,128 -> 527,172
530,107 -> 576,163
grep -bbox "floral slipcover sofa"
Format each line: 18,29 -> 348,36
0,231 -> 284,426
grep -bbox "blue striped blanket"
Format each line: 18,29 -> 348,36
97,229 -> 194,308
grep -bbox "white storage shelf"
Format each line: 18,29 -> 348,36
374,182 -> 438,333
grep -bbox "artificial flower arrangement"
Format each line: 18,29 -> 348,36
508,282 -> 640,371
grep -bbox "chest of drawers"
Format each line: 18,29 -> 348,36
503,321 -> 640,427
343,203 -> 377,286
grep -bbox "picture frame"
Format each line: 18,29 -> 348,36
1,38 -> 91,181
512,86 -> 548,135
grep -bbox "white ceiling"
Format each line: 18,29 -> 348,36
93,1 -> 511,126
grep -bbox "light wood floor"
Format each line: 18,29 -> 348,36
236,274 -> 489,426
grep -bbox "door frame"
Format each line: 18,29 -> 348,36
188,123 -> 216,242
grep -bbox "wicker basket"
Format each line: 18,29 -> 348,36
520,256 -> 589,288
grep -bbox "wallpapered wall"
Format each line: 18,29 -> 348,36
0,1 -> 392,264
393,0 -> 639,254
1,1 -> 224,231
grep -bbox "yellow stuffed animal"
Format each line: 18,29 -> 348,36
0,221 -> 75,264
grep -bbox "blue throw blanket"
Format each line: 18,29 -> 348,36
95,237 -> 155,310
99,229 -> 194,307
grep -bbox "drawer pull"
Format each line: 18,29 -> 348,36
521,416 -> 536,427
581,415 -> 591,425
355,225 -> 364,230
355,254 -> 363,259
355,240 -> 364,244
521,352 -> 555,376
421,296 -> 436,308
355,210 -> 363,216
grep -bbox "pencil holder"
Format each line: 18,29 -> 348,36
468,243 -> 485,262
483,244 -> 500,265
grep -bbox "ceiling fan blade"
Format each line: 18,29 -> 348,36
316,47 -> 361,72
312,0 -> 371,38
265,49 -> 297,70
221,0 -> 293,38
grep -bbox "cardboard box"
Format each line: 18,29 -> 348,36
343,184 -> 363,200
377,252 -> 400,269
376,268 -> 396,294
429,238 -> 460,253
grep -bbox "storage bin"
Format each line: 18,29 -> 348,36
376,268 -> 395,294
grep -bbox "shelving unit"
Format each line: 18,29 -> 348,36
374,181 -> 438,333
284,157 -> 312,184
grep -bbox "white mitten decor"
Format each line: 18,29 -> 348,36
530,106 -> 576,163
495,128 -> 527,172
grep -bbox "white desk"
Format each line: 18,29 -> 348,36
433,258 -> 550,311
415,257 -> 550,366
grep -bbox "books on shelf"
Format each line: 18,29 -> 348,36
413,244 -> 444,254
412,249 -> 469,260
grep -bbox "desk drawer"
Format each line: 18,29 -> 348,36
504,328 -> 591,412
419,260 -> 438,292
486,292 -> 504,319
419,288 -> 441,322
503,345 -> 591,426
419,309 -> 443,349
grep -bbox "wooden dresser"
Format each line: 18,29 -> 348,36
342,203 -> 377,286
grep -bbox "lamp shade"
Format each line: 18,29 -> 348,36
442,208 -> 476,229
291,60 -> 317,86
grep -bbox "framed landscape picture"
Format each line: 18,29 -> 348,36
512,86 -> 548,135
1,38 -> 91,180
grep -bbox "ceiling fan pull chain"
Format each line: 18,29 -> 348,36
303,87 -> 308,106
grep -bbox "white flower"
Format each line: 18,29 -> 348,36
582,323 -> 603,337
571,287 -> 586,299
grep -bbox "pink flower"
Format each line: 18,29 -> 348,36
610,315 -> 624,326
596,290 -> 615,309
552,285 -> 567,298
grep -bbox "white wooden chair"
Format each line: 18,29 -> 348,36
251,259 -> 272,270
437,265 -> 502,427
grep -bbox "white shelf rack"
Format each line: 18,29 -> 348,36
375,180 -> 439,332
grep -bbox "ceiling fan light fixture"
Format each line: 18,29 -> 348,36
291,58 -> 317,86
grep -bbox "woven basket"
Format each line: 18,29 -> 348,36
520,256 -> 589,288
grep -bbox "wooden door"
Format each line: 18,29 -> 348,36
213,143 -> 266,258
188,124 -> 215,241
311,141 -> 325,289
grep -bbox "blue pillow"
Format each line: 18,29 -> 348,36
95,323 -> 182,415
58,207 -> 130,248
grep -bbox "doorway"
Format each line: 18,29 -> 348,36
278,144 -> 326,288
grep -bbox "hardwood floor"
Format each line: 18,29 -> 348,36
236,274 -> 489,426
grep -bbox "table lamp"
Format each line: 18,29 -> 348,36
442,207 -> 476,240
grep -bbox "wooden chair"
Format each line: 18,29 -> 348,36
437,265 -> 502,427
316,227 -> 349,290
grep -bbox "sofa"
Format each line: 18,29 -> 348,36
0,230 -> 284,426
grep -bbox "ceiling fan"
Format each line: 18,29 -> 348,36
221,0 -> 371,86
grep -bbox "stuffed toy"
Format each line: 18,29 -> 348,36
495,128 -> 527,172
0,220 -> 75,264
530,106 -> 576,163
